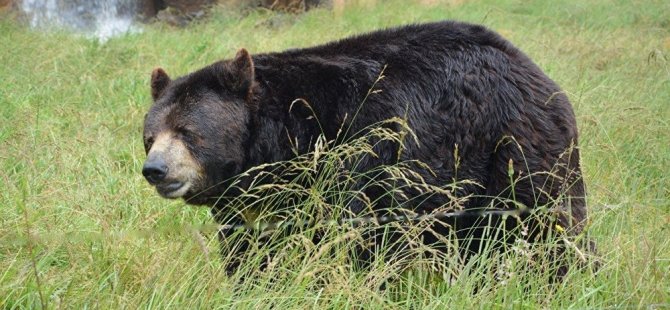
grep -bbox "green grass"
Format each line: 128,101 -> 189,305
1,0 -> 669,308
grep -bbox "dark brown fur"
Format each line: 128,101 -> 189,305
143,21 -> 590,272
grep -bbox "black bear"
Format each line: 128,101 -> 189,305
142,21 -> 588,271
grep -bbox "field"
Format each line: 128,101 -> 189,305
1,0 -> 669,308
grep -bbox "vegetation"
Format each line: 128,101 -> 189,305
1,0 -> 668,308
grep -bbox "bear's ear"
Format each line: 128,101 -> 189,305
151,67 -> 171,100
223,48 -> 255,95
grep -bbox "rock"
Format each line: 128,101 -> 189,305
0,0 -> 14,12
260,0 -> 323,12
138,0 -> 166,21
138,0 -> 214,25
137,0 -> 326,26
164,0 -> 215,14
156,6 -> 200,27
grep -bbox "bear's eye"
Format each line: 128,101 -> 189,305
176,126 -> 194,139
144,136 -> 154,153
175,126 -> 202,146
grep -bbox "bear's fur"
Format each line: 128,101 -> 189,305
142,21 -> 588,271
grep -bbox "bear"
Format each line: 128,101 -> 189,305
141,20 -> 589,274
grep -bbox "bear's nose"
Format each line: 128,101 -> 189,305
142,160 -> 168,184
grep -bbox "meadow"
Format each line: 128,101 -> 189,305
1,0 -> 669,308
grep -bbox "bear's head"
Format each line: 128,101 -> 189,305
142,49 -> 256,205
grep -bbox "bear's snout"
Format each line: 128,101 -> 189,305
142,157 -> 168,184
141,131 -> 204,199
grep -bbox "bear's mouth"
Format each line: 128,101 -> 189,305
156,181 -> 190,198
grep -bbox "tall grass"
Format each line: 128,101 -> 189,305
1,0 -> 669,308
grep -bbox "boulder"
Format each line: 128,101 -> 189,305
0,0 -> 14,12
138,0 -> 214,25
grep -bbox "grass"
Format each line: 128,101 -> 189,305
1,0 -> 669,308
